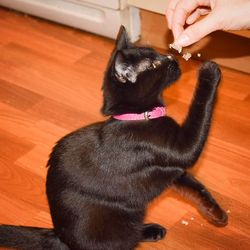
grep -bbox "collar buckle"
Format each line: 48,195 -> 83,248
144,111 -> 150,120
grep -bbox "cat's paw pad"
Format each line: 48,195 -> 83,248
199,61 -> 221,87
203,203 -> 228,227
142,223 -> 167,242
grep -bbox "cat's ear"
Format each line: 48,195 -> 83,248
115,25 -> 130,51
113,51 -> 137,83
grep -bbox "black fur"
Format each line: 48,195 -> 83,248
0,26 -> 228,250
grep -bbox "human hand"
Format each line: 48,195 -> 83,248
166,0 -> 250,47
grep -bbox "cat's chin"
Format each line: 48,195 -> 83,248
162,59 -> 181,88
168,56 -> 180,76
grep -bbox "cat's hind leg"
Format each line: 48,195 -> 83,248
141,223 -> 167,242
172,172 -> 228,227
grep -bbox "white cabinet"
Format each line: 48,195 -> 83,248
0,0 -> 140,41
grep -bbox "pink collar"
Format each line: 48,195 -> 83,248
113,106 -> 166,121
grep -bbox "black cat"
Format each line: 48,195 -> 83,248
0,26 -> 228,250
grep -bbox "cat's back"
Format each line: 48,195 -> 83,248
90,117 -> 180,172
47,121 -> 105,170
47,116 -> 179,176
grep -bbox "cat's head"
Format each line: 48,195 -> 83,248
101,26 -> 180,116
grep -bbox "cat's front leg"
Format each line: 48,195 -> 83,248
169,61 -> 221,167
172,172 -> 228,226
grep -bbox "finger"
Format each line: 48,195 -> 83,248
166,0 -> 180,30
171,0 -> 212,40
172,0 -> 201,40
175,13 -> 220,47
186,8 -> 210,25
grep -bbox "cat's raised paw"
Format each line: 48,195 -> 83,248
199,61 -> 221,88
141,223 -> 167,242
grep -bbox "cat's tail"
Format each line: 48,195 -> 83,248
0,224 -> 69,250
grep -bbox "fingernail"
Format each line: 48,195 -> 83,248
176,34 -> 189,46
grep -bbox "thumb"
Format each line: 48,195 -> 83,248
175,13 -> 220,47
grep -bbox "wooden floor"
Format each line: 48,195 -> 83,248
0,7 -> 249,250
